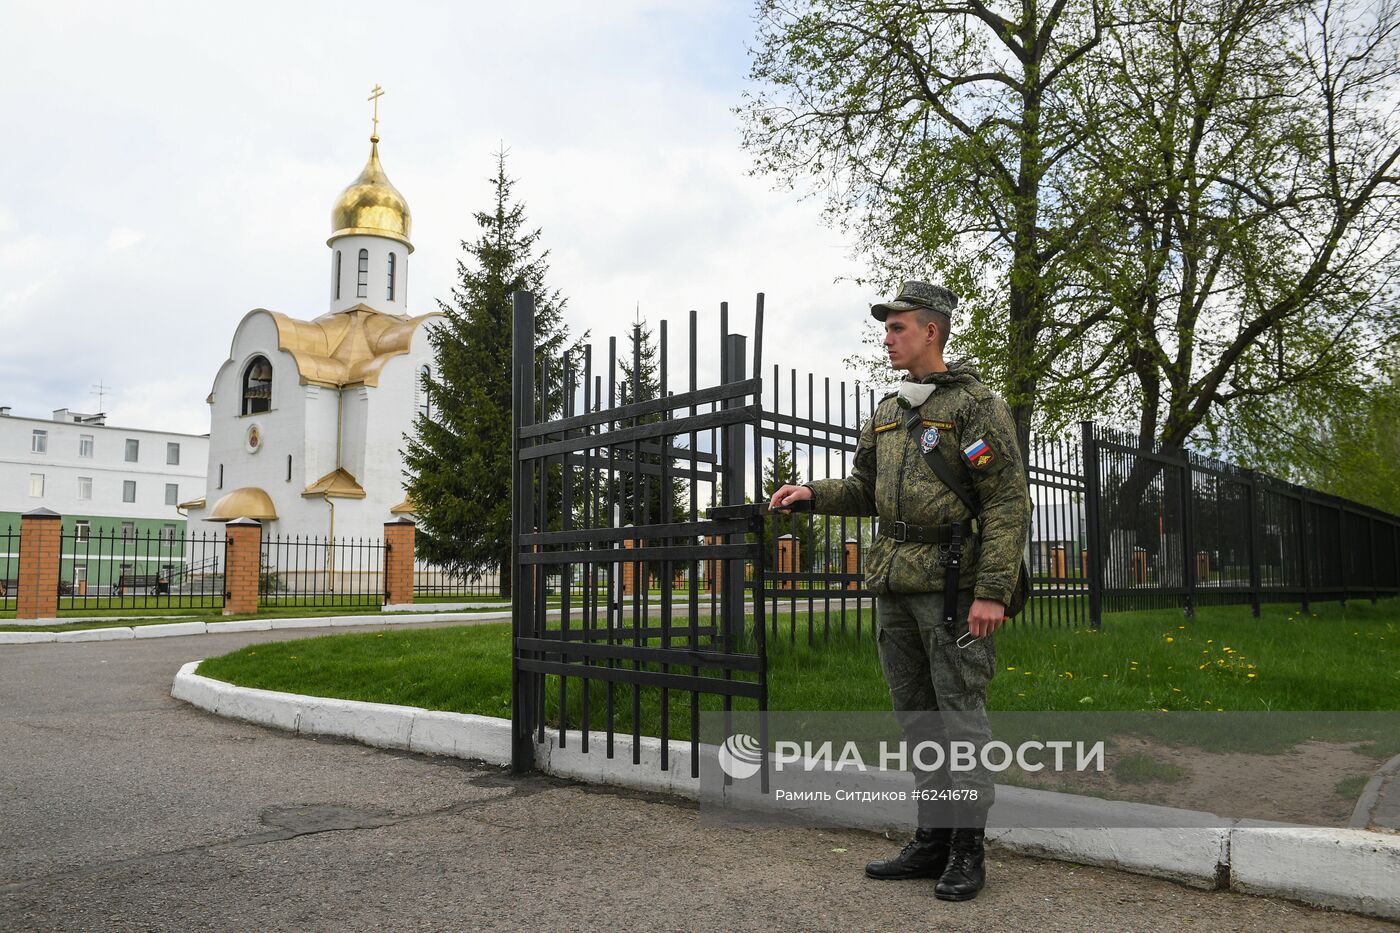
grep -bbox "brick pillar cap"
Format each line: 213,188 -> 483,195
385,517 -> 416,527
22,507 -> 61,520
845,538 -> 858,543
226,517 -> 262,527
778,533 -> 795,539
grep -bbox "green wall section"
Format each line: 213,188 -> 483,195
0,512 -> 212,585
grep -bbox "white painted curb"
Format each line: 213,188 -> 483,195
0,611 -> 500,646
1230,822 -> 1400,920
171,665 -> 1400,921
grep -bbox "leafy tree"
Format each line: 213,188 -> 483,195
404,150 -> 573,596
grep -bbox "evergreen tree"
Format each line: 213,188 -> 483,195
611,319 -> 687,587
761,441 -> 813,574
403,150 -> 572,596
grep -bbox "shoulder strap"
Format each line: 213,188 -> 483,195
904,415 -> 980,517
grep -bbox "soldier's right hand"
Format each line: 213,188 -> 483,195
768,484 -> 812,512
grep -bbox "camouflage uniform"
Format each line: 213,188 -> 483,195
806,361 -> 1032,823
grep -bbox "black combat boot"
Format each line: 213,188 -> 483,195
864,828 -> 952,880
934,828 -> 986,900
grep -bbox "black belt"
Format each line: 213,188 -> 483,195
879,519 -> 979,544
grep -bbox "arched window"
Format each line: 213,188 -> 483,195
418,365 -> 431,420
387,252 -> 397,300
334,250 -> 342,300
242,356 -> 272,415
357,249 -> 369,298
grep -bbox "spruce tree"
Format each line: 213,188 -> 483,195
403,150 -> 571,596
762,441 -> 813,574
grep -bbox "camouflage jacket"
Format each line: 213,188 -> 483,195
807,363 -> 1032,604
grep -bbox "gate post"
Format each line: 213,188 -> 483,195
511,289 -> 539,774
16,508 -> 62,621
1079,422 -> 1104,629
720,332 -> 748,645
383,517 -> 415,606
222,518 -> 262,616
844,538 -> 859,591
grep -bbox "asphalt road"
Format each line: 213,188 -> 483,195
0,624 -> 1390,932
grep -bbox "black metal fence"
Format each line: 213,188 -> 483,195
0,525 -> 18,612
511,292 -> 767,775
55,526 -> 226,611
413,563 -> 503,600
259,534 -> 386,609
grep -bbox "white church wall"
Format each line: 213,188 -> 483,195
328,234 -> 409,317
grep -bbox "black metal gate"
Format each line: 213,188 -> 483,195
510,291 -> 769,775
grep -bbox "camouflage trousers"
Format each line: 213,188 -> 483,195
876,589 -> 997,828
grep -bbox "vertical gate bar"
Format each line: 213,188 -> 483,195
606,336 -> 618,759
559,352 -> 573,749
1080,422 -> 1104,629
838,380 -> 849,634
511,289 -> 537,773
659,317 -> 672,772
581,345 -> 593,754
1180,451 -> 1196,619
788,367 -> 798,643
629,323 -> 643,765
822,374 -> 831,641
1247,470 -> 1262,617
1337,502 -> 1347,605
770,362 -> 780,639
688,308 -> 701,776
536,355 -> 549,744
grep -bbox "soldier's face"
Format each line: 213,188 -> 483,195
883,311 -> 938,371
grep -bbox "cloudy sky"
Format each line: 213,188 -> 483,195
0,0 -> 893,436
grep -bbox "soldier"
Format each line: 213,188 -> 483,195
768,281 -> 1031,902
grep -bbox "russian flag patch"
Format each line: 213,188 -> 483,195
962,438 -> 995,469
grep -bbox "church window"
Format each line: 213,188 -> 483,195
218,465 -> 224,489
286,454 -> 293,482
242,356 -> 273,415
357,249 -> 369,298
387,253 -> 396,300
418,365 -> 431,420
31,429 -> 47,453
334,250 -> 342,300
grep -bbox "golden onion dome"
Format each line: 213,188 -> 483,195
329,137 -> 413,252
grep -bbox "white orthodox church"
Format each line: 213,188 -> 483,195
182,128 -> 439,540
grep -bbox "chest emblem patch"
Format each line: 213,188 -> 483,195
963,437 -> 995,469
920,426 -> 941,453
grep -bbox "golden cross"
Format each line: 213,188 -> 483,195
368,84 -> 385,140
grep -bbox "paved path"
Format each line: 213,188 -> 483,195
0,625 -> 1391,932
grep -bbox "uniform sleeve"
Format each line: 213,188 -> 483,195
806,417 -> 877,516
961,396 -> 1031,606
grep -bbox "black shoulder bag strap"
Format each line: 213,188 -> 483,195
904,414 -> 980,631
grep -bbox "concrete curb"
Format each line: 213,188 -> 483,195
0,611 -> 500,645
1350,753 -> 1400,832
171,664 -> 1399,920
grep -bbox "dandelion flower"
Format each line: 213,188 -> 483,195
1007,667 -> 1017,671
1166,636 -> 1175,643
1247,673 -> 1257,679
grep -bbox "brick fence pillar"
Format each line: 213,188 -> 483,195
844,538 -> 859,591
223,518 -> 262,616
384,518 -> 416,606
620,531 -> 637,597
777,534 -> 797,590
16,508 -> 62,620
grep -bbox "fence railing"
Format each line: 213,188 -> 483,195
0,525 -> 18,612
55,527 -> 226,612
413,563 -> 503,600
260,534 -> 386,608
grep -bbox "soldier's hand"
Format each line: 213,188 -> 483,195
768,484 -> 812,512
967,598 -> 1006,638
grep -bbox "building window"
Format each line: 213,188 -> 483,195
357,248 -> 369,298
165,483 -> 179,506
74,564 -> 87,585
75,521 -> 90,542
334,250 -> 342,300
242,356 -> 272,414
418,365 -> 431,420
32,429 -> 48,454
79,434 -> 94,458
218,464 -> 224,489
122,480 -> 136,503
125,438 -> 139,462
387,252 -> 396,300
29,473 -> 44,497
120,523 -> 135,541
78,476 -> 93,500
161,525 -> 177,544
167,442 -> 180,465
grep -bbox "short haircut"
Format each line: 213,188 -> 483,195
912,307 -> 950,351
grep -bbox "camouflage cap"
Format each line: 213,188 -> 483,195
871,281 -> 958,322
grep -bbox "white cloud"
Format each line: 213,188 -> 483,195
1,0 -> 894,436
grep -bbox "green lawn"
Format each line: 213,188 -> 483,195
0,603 -> 508,632
196,598 -> 1400,737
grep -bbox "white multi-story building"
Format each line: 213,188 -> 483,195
0,407 -> 208,540
181,126 -> 440,541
